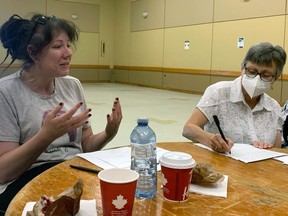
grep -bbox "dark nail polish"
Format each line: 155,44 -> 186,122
80,102 -> 83,105
59,102 -> 63,106
116,97 -> 119,100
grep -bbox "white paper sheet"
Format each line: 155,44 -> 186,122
22,200 -> 96,216
274,155 -> 288,164
77,147 -> 170,171
189,175 -> 228,198
194,143 -> 287,163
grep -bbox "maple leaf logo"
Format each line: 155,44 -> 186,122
161,173 -> 168,186
182,186 -> 189,201
112,194 -> 127,210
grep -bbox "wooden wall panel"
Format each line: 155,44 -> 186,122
114,69 -> 130,83
114,0 -> 131,66
212,16 -> 285,72
163,24 -> 213,70
129,70 -> 163,87
282,80 -> 288,104
99,69 -> 111,81
267,80 -> 283,103
130,0 -> 165,32
0,0 -> 46,66
69,68 -> 99,82
47,0 -> 100,33
214,0 -> 286,22
72,32 -> 99,65
165,0 -> 213,27
0,0 -> 46,23
130,30 -> 164,67
283,15 -> 288,75
163,73 -> 210,94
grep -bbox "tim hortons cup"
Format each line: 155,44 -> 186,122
159,151 -> 196,202
98,168 -> 139,216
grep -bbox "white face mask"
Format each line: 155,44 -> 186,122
242,74 -> 271,98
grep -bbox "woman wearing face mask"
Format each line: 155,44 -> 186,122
182,42 -> 286,153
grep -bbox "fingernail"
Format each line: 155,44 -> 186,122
107,114 -> 110,118
114,101 -> 117,105
116,97 -> 119,100
85,121 -> 89,124
80,102 -> 83,105
59,102 -> 63,106
112,108 -> 115,111
88,108 -> 92,112
88,114 -> 92,117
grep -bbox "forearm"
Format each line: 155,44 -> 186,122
0,130 -> 55,183
274,130 -> 282,148
82,130 -> 113,152
183,124 -> 214,147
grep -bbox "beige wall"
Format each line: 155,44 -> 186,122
212,16 -> 285,72
1,0 -> 288,103
113,0 -> 288,104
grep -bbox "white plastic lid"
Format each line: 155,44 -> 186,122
159,151 -> 196,169
137,117 -> 148,124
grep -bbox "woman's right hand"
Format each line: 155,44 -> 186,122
41,102 -> 91,140
209,134 -> 234,153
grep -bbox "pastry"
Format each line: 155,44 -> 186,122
191,162 -> 224,184
26,179 -> 83,216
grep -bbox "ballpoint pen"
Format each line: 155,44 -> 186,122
212,115 -> 231,154
70,164 -> 100,174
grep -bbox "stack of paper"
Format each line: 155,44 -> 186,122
274,155 -> 288,164
77,147 -> 170,171
194,143 -> 287,163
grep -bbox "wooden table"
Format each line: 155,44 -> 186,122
5,142 -> 288,216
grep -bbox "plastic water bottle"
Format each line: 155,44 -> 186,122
130,117 -> 157,199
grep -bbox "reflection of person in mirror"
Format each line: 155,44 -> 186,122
183,42 -> 286,153
0,14 -> 122,214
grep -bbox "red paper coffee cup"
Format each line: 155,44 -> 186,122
98,168 -> 139,216
159,151 -> 196,202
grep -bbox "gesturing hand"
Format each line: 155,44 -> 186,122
41,102 -> 91,141
105,97 -> 122,139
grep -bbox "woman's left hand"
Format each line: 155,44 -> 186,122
105,97 -> 122,138
252,140 -> 273,149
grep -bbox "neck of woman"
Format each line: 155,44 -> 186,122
243,91 -> 260,109
20,69 -> 55,95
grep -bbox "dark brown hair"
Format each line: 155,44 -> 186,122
0,14 -> 78,71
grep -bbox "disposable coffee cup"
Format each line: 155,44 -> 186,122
98,168 -> 139,216
159,151 -> 196,202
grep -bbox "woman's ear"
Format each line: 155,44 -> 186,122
27,45 -> 38,61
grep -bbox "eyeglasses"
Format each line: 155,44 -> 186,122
29,15 -> 59,43
244,66 -> 276,82
35,15 -> 59,25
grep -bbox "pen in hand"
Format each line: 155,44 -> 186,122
212,115 -> 231,154
70,164 -> 101,174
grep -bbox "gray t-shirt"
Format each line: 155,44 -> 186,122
0,70 -> 91,165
